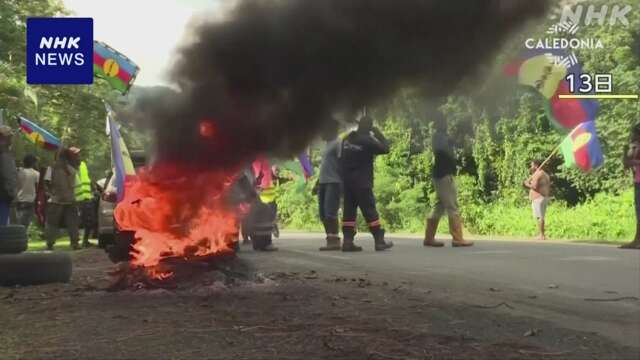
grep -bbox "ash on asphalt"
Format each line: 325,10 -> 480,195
0,247 -> 637,360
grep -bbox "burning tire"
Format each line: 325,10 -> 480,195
98,233 -> 114,249
0,252 -> 72,286
0,225 -> 28,254
106,230 -> 134,263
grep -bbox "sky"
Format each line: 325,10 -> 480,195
63,0 -> 219,86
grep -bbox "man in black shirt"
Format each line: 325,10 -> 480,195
424,116 -> 473,247
339,116 -> 393,251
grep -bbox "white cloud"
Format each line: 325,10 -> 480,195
63,0 -> 218,86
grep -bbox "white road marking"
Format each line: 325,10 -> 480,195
557,256 -> 616,262
468,250 -> 514,255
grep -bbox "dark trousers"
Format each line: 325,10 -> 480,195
15,202 -> 35,230
318,183 -> 341,221
45,203 -> 79,248
342,184 -> 381,233
79,200 -> 97,243
0,200 -> 9,225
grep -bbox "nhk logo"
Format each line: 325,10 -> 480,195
26,17 -> 93,85
36,37 -> 84,66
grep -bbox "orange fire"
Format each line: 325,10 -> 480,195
114,163 -> 240,279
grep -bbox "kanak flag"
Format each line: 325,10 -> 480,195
504,49 -> 599,132
94,41 -> 139,94
17,116 -> 61,151
560,121 -> 604,172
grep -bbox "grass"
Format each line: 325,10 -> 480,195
24,225 -> 99,251
27,238 -> 97,251
26,227 -> 98,251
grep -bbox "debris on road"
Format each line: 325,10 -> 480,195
583,296 -> 639,302
304,270 -> 319,280
471,302 -> 515,310
524,328 -> 541,337
0,249 -> 634,360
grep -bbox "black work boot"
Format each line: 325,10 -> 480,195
373,228 -> 393,251
341,227 -> 362,252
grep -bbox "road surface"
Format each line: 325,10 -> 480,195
246,232 -> 640,349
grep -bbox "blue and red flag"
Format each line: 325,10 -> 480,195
560,121 -> 604,172
17,116 -> 61,151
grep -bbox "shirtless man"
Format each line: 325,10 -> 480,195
524,160 -> 551,240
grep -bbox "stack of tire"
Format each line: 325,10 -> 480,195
0,225 -> 72,286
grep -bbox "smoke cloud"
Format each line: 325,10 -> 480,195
133,0 -> 551,169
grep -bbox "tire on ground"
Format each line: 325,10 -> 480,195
0,252 -> 72,286
252,235 -> 272,250
0,225 -> 28,254
98,233 -> 114,249
106,231 -> 133,263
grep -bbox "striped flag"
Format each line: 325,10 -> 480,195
560,121 -> 604,172
94,41 -> 140,94
106,105 -> 136,202
17,116 -> 62,151
504,49 -> 599,132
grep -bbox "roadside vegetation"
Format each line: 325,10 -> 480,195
2,0 -> 638,243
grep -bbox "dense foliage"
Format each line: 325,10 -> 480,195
1,0 -> 637,242
0,0 -> 142,179
278,0 -> 640,242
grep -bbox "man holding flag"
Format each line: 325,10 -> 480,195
524,121 -> 605,241
523,160 -> 551,241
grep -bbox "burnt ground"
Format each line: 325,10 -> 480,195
0,247 -> 637,360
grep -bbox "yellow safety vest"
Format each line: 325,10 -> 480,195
259,186 -> 276,203
75,161 -> 92,201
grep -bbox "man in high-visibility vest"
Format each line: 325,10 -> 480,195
74,158 -> 95,248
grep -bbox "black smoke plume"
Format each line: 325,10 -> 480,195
133,0 -> 551,169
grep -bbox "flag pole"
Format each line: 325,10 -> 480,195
526,143 -> 561,182
538,144 -> 561,170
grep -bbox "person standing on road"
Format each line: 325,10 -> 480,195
523,159 -> 551,241
74,156 -> 95,248
424,115 -> 473,247
35,166 -> 48,226
45,147 -> 81,250
15,154 -> 40,230
0,126 -> 17,226
339,116 -> 393,252
621,123 -> 640,249
317,121 -> 343,251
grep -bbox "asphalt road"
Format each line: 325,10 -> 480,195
245,232 -> 640,349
